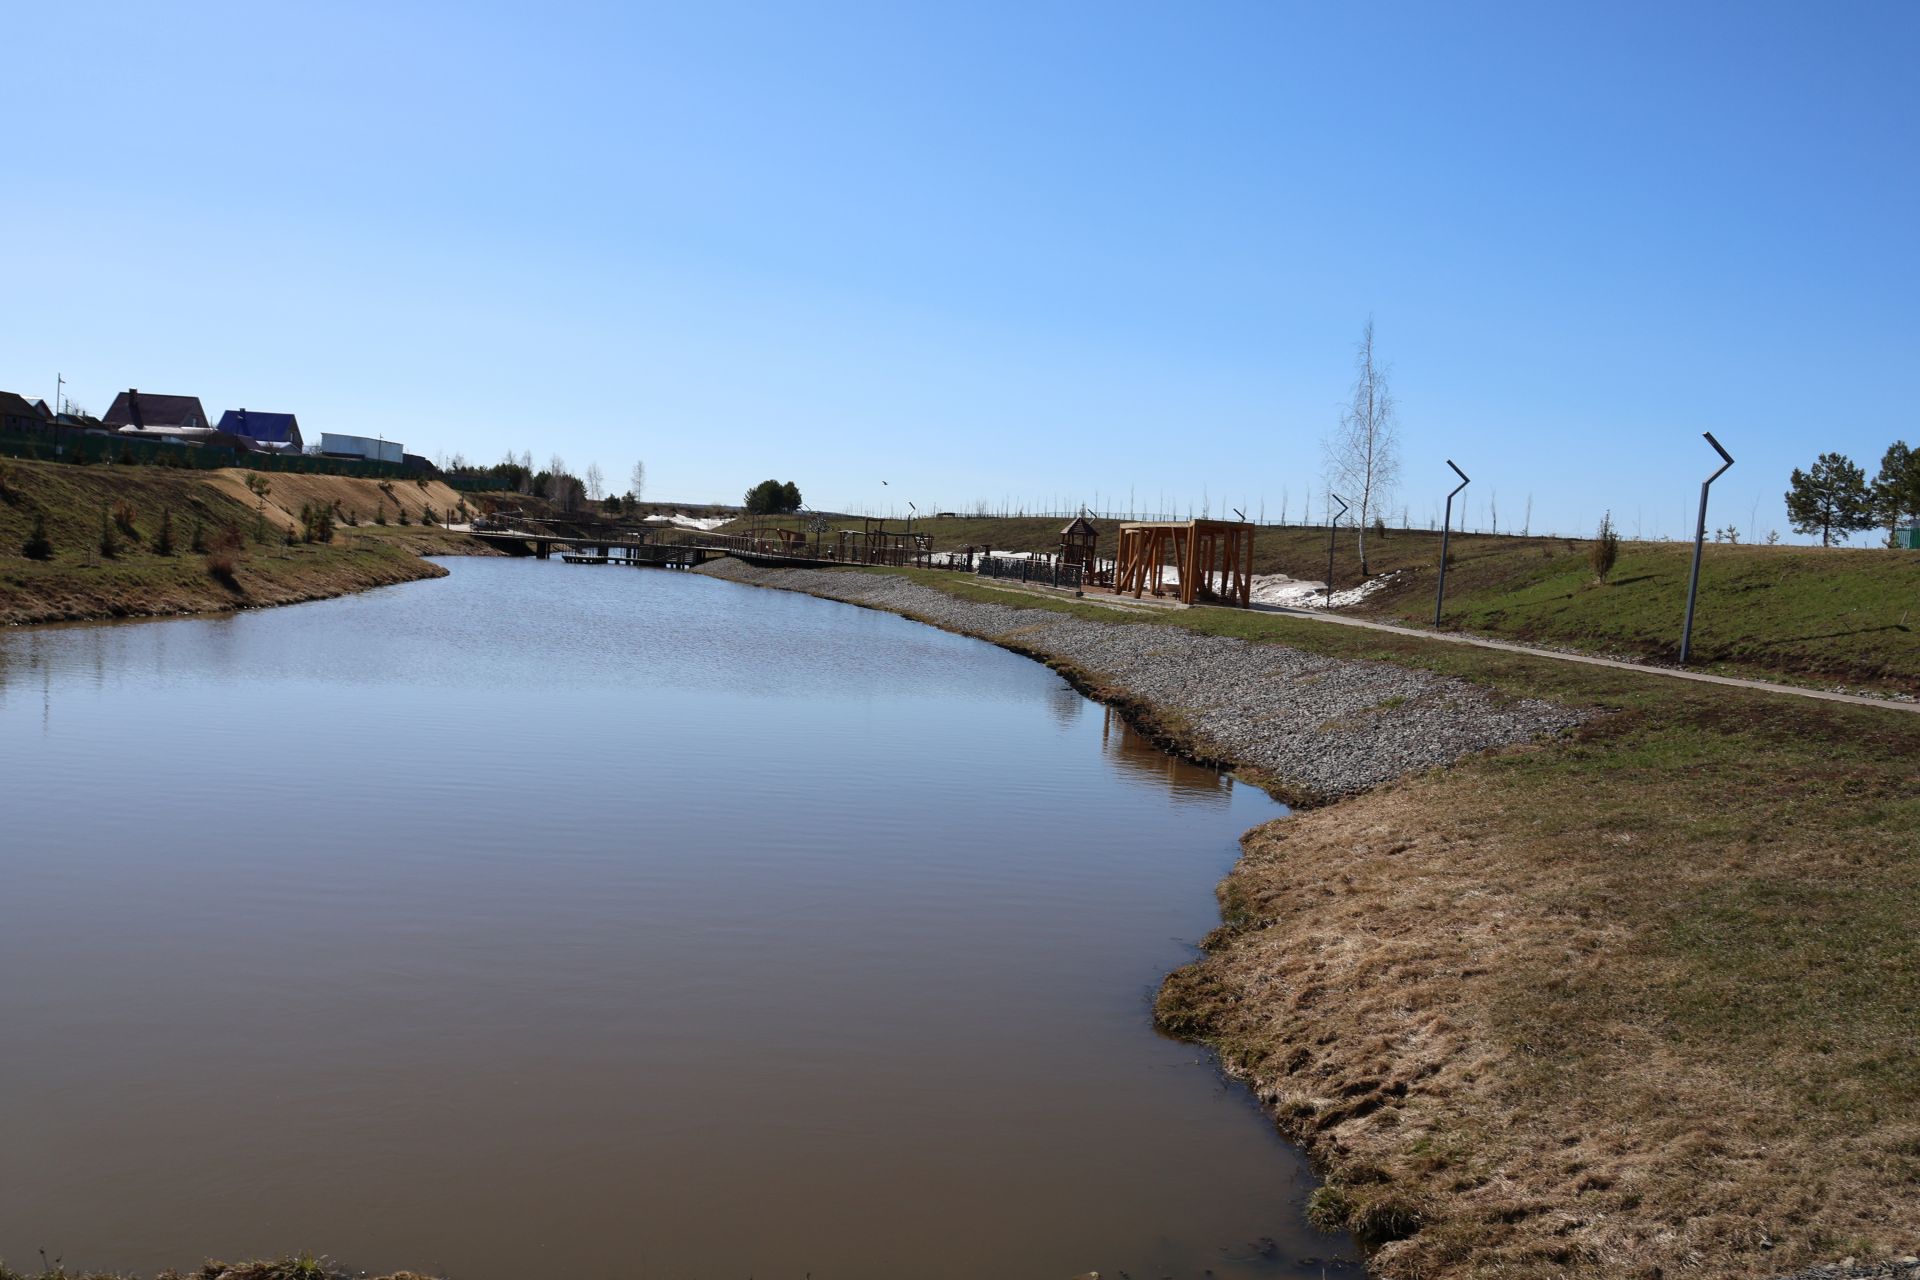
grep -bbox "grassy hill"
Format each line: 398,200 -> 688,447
0,458 -> 476,626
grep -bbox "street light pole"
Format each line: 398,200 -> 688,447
1324,491 -> 1348,607
1679,432 -> 1734,666
1433,460 -> 1470,627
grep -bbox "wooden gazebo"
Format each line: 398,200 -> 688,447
1110,519 -> 1254,607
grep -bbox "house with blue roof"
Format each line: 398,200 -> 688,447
216,408 -> 303,453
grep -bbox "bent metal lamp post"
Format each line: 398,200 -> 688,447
1324,491 -> 1349,607
1433,460 -> 1471,626
1680,432 -> 1735,666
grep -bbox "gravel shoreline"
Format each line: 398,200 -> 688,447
699,559 -> 1586,801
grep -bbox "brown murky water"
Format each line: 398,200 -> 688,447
0,559 -> 1356,1279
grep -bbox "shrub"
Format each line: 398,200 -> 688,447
0,463 -> 16,503
299,501 -> 335,544
116,447 -> 136,465
99,505 -> 120,558
21,512 -> 52,560
154,507 -> 175,556
190,516 -> 207,554
374,501 -> 387,526
284,522 -> 299,546
112,499 -> 140,540
397,506 -> 410,525
1589,510 -> 1619,583
422,505 -> 437,526
206,525 -> 244,586
342,506 -> 360,527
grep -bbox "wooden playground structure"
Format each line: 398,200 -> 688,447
1059,515 -> 1100,579
837,518 -> 932,567
1110,519 -> 1255,607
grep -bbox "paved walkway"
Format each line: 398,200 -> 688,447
964,576 -> 1920,715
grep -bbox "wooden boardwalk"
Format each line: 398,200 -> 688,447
468,527 -> 721,568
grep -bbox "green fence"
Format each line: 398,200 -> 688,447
0,429 -> 409,479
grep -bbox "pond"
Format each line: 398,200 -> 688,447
0,558 -> 1355,1279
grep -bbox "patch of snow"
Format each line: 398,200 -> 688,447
1252,569 -> 1405,610
644,514 -> 730,532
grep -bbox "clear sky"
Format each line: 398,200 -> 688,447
4,1 -> 1914,540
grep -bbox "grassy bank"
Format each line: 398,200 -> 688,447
714,563 -> 1920,1279
0,458 -> 489,626
0,1257 -> 431,1280
787,516 -> 1919,695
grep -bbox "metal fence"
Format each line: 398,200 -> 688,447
975,555 -> 1084,589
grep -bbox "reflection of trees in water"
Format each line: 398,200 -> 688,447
1099,704 -> 1229,802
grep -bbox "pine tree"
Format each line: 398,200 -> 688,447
99,505 -> 120,558
155,507 -> 175,556
22,512 -> 52,560
1784,452 -> 1874,546
1589,511 -> 1619,582
1872,441 -> 1920,546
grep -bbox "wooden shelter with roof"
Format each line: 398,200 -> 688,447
1110,519 -> 1254,607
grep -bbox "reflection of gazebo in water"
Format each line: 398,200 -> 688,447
1060,515 -> 1099,579
1110,519 -> 1254,607
1100,705 -> 1227,798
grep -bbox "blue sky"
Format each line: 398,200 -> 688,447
4,1 -> 1914,540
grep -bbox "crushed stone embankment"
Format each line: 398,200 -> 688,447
700,558 -> 1583,800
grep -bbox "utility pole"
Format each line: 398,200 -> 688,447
1433,460 -> 1470,626
1679,433 -> 1734,665
54,373 -> 64,418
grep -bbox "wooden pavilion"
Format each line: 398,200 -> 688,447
1110,519 -> 1254,607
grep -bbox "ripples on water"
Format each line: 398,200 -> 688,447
0,558 -> 1356,1279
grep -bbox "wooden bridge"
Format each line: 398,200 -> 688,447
466,527 -> 724,569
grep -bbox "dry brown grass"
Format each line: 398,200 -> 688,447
200,470 -> 465,532
1159,693 -> 1920,1278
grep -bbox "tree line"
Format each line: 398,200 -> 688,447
441,453 -> 648,515
1786,443 -> 1920,547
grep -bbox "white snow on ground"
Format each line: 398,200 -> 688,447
1251,569 -> 1405,609
929,548 -> 1043,566
644,514 -> 730,531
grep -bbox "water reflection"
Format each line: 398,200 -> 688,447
1101,703 -> 1233,801
0,559 -> 1351,1280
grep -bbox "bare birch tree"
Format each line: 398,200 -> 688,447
1324,319 -> 1400,575
585,462 -> 604,502
630,461 -> 646,503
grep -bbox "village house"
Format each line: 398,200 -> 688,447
0,391 -> 54,434
102,389 -> 211,436
216,408 -> 303,453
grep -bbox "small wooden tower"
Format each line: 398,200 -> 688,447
1060,514 -> 1099,575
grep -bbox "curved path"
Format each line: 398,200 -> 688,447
963,574 -> 1920,715
1251,602 -> 1920,714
